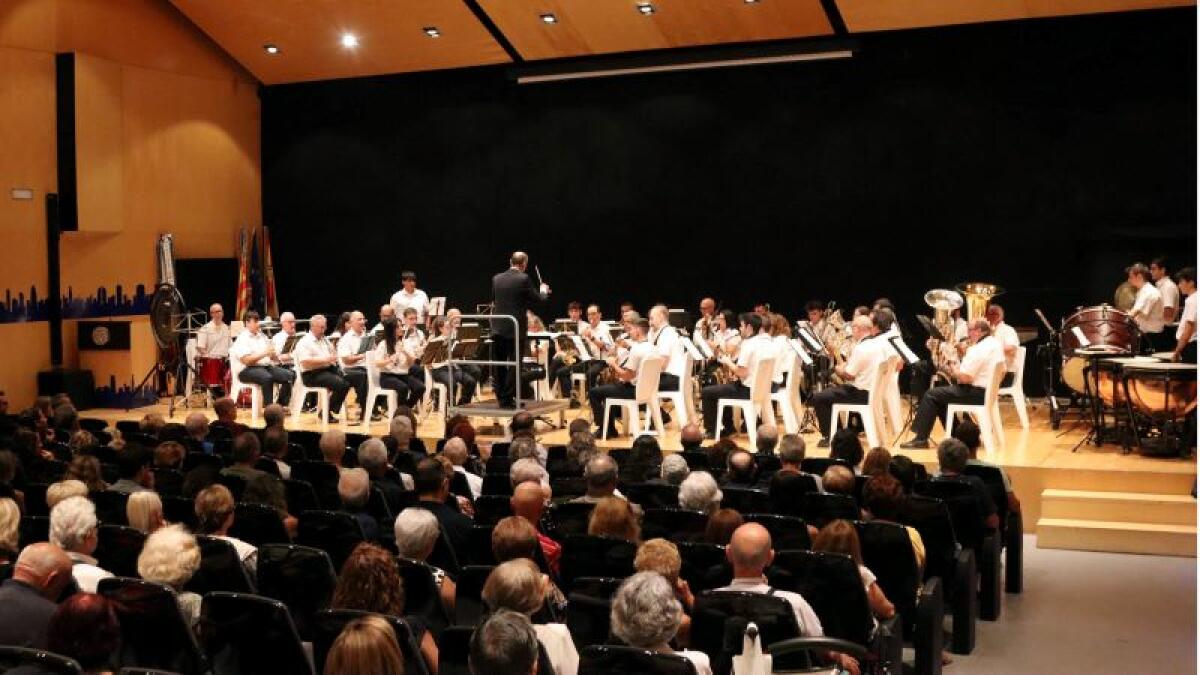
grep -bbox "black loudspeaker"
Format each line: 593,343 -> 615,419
38,369 -> 95,410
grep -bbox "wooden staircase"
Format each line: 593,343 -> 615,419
1037,488 -> 1196,557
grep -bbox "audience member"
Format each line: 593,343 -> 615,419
510,457 -> 549,489
221,433 -> 293,531
587,496 -> 641,542
394,507 -> 457,615
511,481 -> 561,576
936,438 -> 1000,530
0,497 -> 18,563
263,403 -> 287,429
510,435 -> 545,467
108,443 -> 153,493
194,484 -> 258,576
861,447 -> 892,477
470,610 -> 539,675
139,412 -> 167,436
320,429 -> 348,470
861,474 -> 925,574
657,454 -> 690,486
184,412 -> 212,453
772,434 -> 822,489
722,450 -> 759,487
324,614 -> 405,675
830,427 -> 865,471
813,520 -> 895,623
50,496 -> 112,592
482,558 -> 579,675
332,542 -> 438,671
414,457 -> 472,557
679,424 -> 705,454
822,465 -> 855,496
755,424 -> 779,456
561,432 -> 596,475
510,411 -> 536,440
629,433 -> 664,467
704,438 -> 737,476
359,438 -> 412,514
67,430 -> 97,456
262,425 -> 291,479
126,490 -> 165,533
888,455 -> 919,494
390,416 -> 422,464
45,592 -> 122,672
634,538 -> 695,644
52,404 -> 80,433
45,479 -> 88,510
210,397 -> 248,437
679,471 -> 723,514
0,543 -> 73,648
572,454 -> 621,504
138,524 -> 203,631
704,508 -> 743,546
338,468 -> 379,540
953,419 -> 1022,514
610,571 -> 711,675
444,437 -> 481,498
153,440 -> 186,470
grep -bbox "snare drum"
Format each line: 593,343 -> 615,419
1060,305 -> 1139,393
196,356 -> 228,387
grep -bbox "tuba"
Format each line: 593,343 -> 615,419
925,288 -> 964,378
957,282 -> 1003,322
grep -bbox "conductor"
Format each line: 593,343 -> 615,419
492,251 -> 550,408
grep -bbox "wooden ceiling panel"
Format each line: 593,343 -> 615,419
475,0 -> 834,61
168,0 -> 511,84
836,0 -> 1193,33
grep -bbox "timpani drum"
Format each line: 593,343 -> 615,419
1094,356 -> 1158,408
1121,361 -> 1197,418
1060,305 -> 1139,394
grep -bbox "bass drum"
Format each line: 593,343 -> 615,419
1060,305 -> 1138,394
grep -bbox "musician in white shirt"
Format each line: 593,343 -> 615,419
196,304 -> 231,358
588,318 -> 656,437
810,315 -> 886,446
230,311 -> 295,406
901,319 -> 1005,449
1128,263 -> 1167,351
553,304 -> 613,399
373,318 -> 425,408
371,304 -> 395,335
648,305 -> 685,393
694,297 -> 717,340
389,271 -> 430,324
271,312 -> 299,367
336,310 -> 371,420
1151,257 -> 1181,325
984,305 -> 1020,387
701,313 -> 777,438
293,315 -> 351,423
1171,267 -> 1196,363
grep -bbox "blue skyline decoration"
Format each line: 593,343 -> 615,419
93,374 -> 158,409
0,284 -> 152,324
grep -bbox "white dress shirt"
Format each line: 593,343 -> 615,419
336,328 -> 369,368
844,336 -> 885,391
1158,277 -> 1181,324
231,330 -> 273,367
582,321 -> 614,358
991,321 -> 1020,372
293,333 -> 337,374
403,327 -> 427,361
196,321 -> 231,358
1177,293 -> 1197,342
68,553 -> 113,593
649,325 -> 686,376
1132,283 -> 1166,333
717,577 -> 824,638
373,341 -> 413,374
771,334 -> 793,384
390,288 -> 430,322
959,335 -> 1005,387
952,317 -> 968,343
621,340 -> 656,375
737,333 -> 777,391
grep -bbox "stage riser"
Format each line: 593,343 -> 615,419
1037,518 -> 1196,557
1041,490 -> 1197,526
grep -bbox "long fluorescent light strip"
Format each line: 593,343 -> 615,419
517,49 -> 852,84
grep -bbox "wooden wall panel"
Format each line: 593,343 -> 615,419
74,52 -> 123,233
836,0 -> 1194,33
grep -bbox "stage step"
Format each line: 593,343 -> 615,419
1037,517 -> 1196,557
1041,489 -> 1197,526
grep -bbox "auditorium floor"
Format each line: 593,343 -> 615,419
947,536 -> 1195,673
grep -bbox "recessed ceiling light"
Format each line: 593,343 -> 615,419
636,2 -> 656,15
341,33 -> 359,48
423,26 -> 441,38
263,43 -> 280,55
744,0 -> 760,3
540,12 -> 558,24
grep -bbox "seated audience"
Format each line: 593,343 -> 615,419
0,497 -> 17,564
634,538 -> 695,644
444,437 -> 482,499
126,490 -> 165,533
139,412 -> 167,436
263,403 -> 287,429
339,467 -> 379,540
183,412 -> 212,454
359,438 -> 413,514
222,433 -> 294,529
936,438 -> 1000,530
137,524 -> 203,631
108,443 -> 153,493
332,542 -> 438,671
45,479 -> 88,510
320,429 -> 348,471
587,496 -> 641,543
679,471 -> 723,514
887,455 -> 919,494
153,440 -> 186,470
325,614 -> 405,675
390,415 -> 424,466
771,433 -> 822,490
754,424 -> 779,456
45,592 -> 122,673
704,438 -> 738,477
861,447 -> 892,476
861,474 -> 926,575
953,419 -> 1022,514
563,431 -> 597,475
704,508 -> 744,546
679,424 -> 705,454
657,454 -> 690,486
483,558 -> 579,675
414,457 -> 472,557
0,543 -> 74,648
722,450 -> 760,487
629,433 -> 664,468
610,571 -> 711,675
210,397 -> 248,437
470,609 -> 540,675
822,465 -> 856,496
830,427 -> 865,472
262,425 -> 291,479
510,435 -> 545,468
50,496 -> 112,592
194,484 -> 258,576
511,481 -> 561,576
67,430 -> 97,456
510,458 -> 549,489
813,520 -> 895,623
571,454 -> 622,504
394,507 -> 457,615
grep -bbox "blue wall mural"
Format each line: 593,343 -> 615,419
0,284 -> 152,323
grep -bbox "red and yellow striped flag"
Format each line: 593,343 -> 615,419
234,226 -> 253,321
262,226 -> 279,319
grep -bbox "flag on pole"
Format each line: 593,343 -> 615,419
234,226 -> 253,321
262,226 -> 279,319
249,229 -> 264,317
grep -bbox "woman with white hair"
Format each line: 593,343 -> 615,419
45,479 -> 88,510
611,571 -> 712,675
483,559 -> 579,675
678,471 -> 723,514
660,454 -> 691,486
50,496 -> 113,592
138,523 -> 203,631
126,491 -> 165,534
394,507 -> 456,617
0,497 -> 19,564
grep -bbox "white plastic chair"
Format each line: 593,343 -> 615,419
289,353 -> 333,431
421,366 -> 449,424
228,353 -> 263,422
830,359 -> 890,448
769,353 -> 804,434
997,345 -> 1030,429
882,360 -> 904,438
183,338 -> 210,407
602,356 -> 666,440
715,357 -> 776,447
946,360 -> 1007,453
656,353 -> 696,429
361,355 -> 398,431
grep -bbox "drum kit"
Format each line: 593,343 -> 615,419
1052,304 -> 1195,455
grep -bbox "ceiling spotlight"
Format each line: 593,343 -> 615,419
540,13 -> 558,24
423,26 -> 441,38
636,2 -> 656,15
263,43 -> 280,54
341,33 -> 359,48
744,0 -> 761,3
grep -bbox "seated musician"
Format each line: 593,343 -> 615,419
547,301 -> 585,393
445,307 -> 484,383
374,317 -> 426,408
901,318 -> 1005,449
429,316 -> 476,406
336,310 -> 371,422
768,313 -> 794,390
699,309 -> 741,378
694,297 -> 717,338
293,314 -> 351,423
196,303 -> 231,395
554,304 -> 614,403
700,313 -> 776,438
371,304 -> 395,334
230,311 -> 294,407
810,314 -> 886,447
648,305 -> 684,394
1172,267 -> 1196,363
588,318 -> 654,437
271,312 -> 299,369
985,304 -> 1020,387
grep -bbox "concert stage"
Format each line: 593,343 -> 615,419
88,395 -> 1196,557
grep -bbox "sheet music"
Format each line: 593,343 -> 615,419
681,339 -> 703,361
888,336 -> 919,365
796,325 -> 823,353
1071,326 -> 1091,347
787,338 -> 814,365
569,335 -> 594,361
695,338 -> 714,359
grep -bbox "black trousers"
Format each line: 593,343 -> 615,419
344,367 -> 368,413
811,384 -> 868,438
910,360 -> 935,398
555,360 -> 607,398
380,372 -> 425,407
432,366 -> 476,406
237,365 -> 295,406
911,384 -> 985,440
301,367 -> 351,415
589,381 -> 636,433
493,334 -> 518,407
1143,330 -> 1170,353
659,373 -> 680,393
701,381 -> 751,437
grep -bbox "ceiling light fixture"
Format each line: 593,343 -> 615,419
744,0 -> 761,4
341,33 -> 359,48
423,26 -> 441,38
636,2 -> 656,15
263,43 -> 280,54
540,13 -> 558,24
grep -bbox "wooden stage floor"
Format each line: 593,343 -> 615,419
88,394 -> 1195,525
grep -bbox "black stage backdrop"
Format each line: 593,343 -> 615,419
262,8 -> 1195,337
